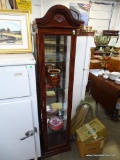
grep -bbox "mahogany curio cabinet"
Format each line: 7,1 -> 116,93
33,5 -> 84,158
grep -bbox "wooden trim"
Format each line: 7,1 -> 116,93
33,5 -> 84,29
80,31 -> 95,36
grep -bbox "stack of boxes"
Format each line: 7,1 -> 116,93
76,118 -> 108,158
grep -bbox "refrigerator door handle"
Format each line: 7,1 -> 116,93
83,68 -> 89,70
20,127 -> 37,140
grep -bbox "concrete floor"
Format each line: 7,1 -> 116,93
44,104 -> 120,160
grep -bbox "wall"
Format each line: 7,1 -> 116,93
112,3 -> 120,30
6,0 -> 119,31
41,0 -> 118,33
6,0 -> 41,22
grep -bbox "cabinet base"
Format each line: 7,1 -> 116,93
42,145 -> 71,158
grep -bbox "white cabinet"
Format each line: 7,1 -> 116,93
0,66 -> 30,99
0,53 -> 41,160
0,99 -> 36,160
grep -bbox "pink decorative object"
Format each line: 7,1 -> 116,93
48,116 -> 64,131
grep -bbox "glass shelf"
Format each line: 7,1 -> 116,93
45,54 -> 68,62
45,43 -> 67,46
45,35 -> 69,140
48,130 -> 66,148
46,79 -> 68,89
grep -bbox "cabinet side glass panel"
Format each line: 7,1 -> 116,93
44,35 -> 71,148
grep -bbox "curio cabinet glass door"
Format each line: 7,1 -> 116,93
33,5 -> 84,158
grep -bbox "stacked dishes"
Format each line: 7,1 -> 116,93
98,70 -> 110,79
109,72 -> 120,81
108,72 -> 120,84
115,78 -> 120,85
97,70 -> 120,84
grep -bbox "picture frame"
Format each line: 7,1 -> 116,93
0,0 -> 7,9
0,10 -> 32,53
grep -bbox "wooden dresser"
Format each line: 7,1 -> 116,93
90,55 -> 120,72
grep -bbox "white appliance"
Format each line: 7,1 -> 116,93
0,53 -> 41,160
72,36 -> 95,117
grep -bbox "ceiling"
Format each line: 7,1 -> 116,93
95,0 -> 120,1
90,0 -> 120,3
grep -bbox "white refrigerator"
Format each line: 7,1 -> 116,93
0,53 -> 41,160
72,36 -> 95,118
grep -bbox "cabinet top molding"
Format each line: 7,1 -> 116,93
33,5 -> 84,29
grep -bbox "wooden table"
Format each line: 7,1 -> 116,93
87,69 -> 120,115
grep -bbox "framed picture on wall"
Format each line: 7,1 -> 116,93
69,3 -> 90,26
0,10 -> 32,53
0,0 -> 7,9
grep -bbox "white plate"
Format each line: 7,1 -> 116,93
111,72 -> 120,76
109,76 -> 116,81
115,78 -> 120,84
115,81 -> 120,85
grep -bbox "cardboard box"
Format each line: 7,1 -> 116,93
76,118 -> 108,157
76,118 -> 107,144
76,135 -> 105,158
70,104 -> 90,135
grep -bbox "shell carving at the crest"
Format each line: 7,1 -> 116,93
53,14 -> 66,23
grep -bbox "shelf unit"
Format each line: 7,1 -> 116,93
33,5 -> 84,158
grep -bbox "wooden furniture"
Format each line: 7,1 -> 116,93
109,55 -> 120,72
87,70 -> 120,115
33,5 -> 84,158
90,59 -> 103,69
90,55 -> 120,71
80,31 -> 95,36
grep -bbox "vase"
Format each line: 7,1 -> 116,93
47,69 -> 61,87
45,63 -> 55,76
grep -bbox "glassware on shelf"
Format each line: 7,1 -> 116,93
46,105 -> 59,116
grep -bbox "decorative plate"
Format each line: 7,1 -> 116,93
48,116 -> 64,131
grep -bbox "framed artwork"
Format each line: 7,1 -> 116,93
0,0 -> 7,9
0,10 -> 32,53
69,3 -> 90,26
